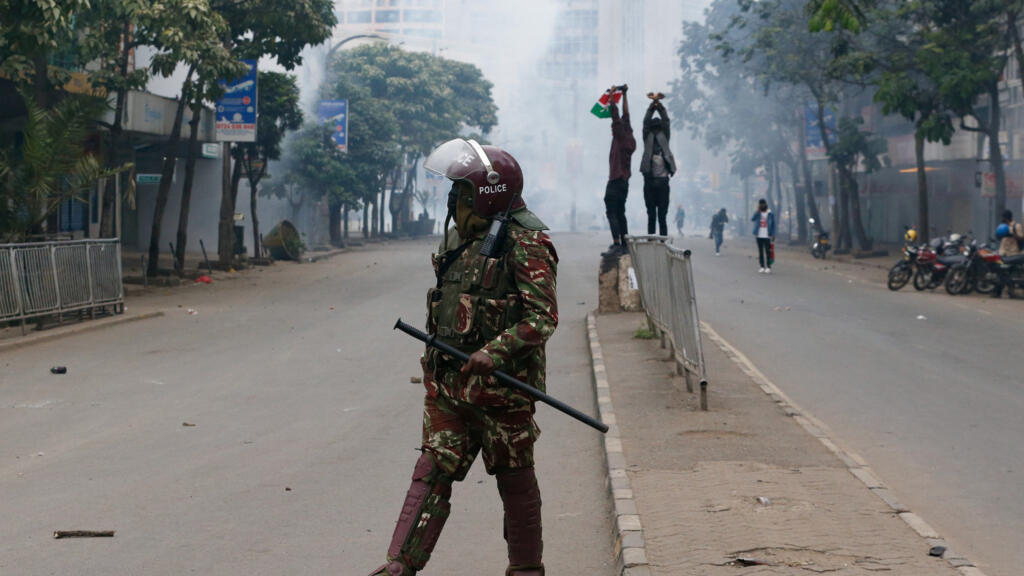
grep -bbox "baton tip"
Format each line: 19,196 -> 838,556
393,318 -> 402,330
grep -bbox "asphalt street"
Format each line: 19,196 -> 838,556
687,232 -> 1024,576
0,234 -> 614,575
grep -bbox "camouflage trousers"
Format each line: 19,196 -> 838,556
421,385 -> 540,481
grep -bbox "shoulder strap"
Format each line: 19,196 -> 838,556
435,240 -> 474,288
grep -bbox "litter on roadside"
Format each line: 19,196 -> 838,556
50,366 -> 67,375
53,530 -> 115,539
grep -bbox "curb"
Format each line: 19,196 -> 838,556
700,320 -> 988,576
0,311 -> 165,354
586,313 -> 652,576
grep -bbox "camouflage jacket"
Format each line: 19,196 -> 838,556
424,208 -> 559,406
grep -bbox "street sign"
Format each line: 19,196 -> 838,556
318,99 -> 348,151
136,173 -> 162,184
216,60 -> 258,142
805,104 -> 836,160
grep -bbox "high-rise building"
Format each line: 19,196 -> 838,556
335,0 -> 445,41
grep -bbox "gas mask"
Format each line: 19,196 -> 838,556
450,181 -> 489,239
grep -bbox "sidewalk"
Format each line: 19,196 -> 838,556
593,311 -> 966,576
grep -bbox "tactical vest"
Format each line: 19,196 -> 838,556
425,209 -> 547,369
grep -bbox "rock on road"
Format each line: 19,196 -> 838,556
0,235 -> 614,575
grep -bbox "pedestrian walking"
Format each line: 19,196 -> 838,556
640,94 -> 676,236
751,198 -> 775,273
603,85 -> 635,255
709,208 -> 727,255
675,204 -> 686,236
366,138 -> 557,576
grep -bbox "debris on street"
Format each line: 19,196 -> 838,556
53,530 -> 115,539
50,366 -> 67,375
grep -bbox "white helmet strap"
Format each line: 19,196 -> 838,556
468,139 -> 501,185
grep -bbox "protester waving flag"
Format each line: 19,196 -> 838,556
590,88 -> 623,118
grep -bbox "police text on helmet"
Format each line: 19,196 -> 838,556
479,183 -> 508,195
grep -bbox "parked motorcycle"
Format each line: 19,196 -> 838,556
912,236 -> 966,291
944,238 -> 999,295
809,218 -> 831,259
995,253 -> 1024,298
888,243 -> 921,291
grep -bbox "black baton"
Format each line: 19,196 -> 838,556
394,319 -> 608,434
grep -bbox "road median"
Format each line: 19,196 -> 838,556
589,310 -> 975,576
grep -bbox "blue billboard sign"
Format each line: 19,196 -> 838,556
216,60 -> 258,142
318,99 -> 349,152
805,104 -> 837,158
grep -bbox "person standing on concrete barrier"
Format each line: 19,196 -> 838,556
709,208 -> 728,255
751,198 -> 775,273
604,85 -> 635,255
640,94 -> 676,236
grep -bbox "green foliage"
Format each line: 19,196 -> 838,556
215,0 -> 335,69
807,0 -> 870,32
0,92 -> 132,239
633,326 -> 657,340
829,117 -> 887,173
0,0 -> 90,81
238,71 -> 304,184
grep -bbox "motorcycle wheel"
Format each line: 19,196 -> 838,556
975,273 -> 997,294
888,263 -> 912,291
944,265 -> 971,295
811,247 -> 821,259
913,269 -> 932,291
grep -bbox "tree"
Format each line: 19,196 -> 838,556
234,71 -> 303,260
144,0 -> 237,276
212,0 -> 335,264
325,44 -> 496,236
0,0 -> 91,108
672,0 -> 816,242
0,92 -> 131,240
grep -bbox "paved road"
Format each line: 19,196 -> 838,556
0,235 -> 614,575
686,233 -> 1024,576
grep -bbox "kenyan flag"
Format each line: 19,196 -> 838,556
590,89 -> 623,118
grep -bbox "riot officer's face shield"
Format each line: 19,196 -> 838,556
424,138 -> 495,182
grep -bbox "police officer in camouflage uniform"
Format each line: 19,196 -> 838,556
368,139 -> 558,576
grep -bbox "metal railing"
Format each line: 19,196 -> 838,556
1,239 -> 124,333
627,235 -> 708,410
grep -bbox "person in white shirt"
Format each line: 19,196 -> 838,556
750,198 -> 776,273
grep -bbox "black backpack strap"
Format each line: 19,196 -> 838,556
435,240 -> 473,288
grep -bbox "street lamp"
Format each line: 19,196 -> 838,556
321,33 -> 385,98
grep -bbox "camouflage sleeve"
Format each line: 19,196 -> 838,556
481,231 -> 559,371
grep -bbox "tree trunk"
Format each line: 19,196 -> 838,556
100,23 -> 133,239
845,169 -> 872,251
147,65 -> 195,276
174,95 -> 202,274
389,166 -> 402,234
217,144 -> 236,265
815,98 -> 840,244
798,110 -> 823,233
328,195 -> 342,246
248,159 -> 265,260
32,54 -> 50,109
988,81 -> 1007,218
787,159 -> 807,242
1009,10 -> 1024,99
914,130 -> 930,243
343,203 -> 350,239
764,164 -> 775,213
362,203 -> 369,238
372,195 -> 379,236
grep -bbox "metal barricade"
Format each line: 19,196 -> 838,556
0,239 -> 124,332
627,236 -> 708,410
